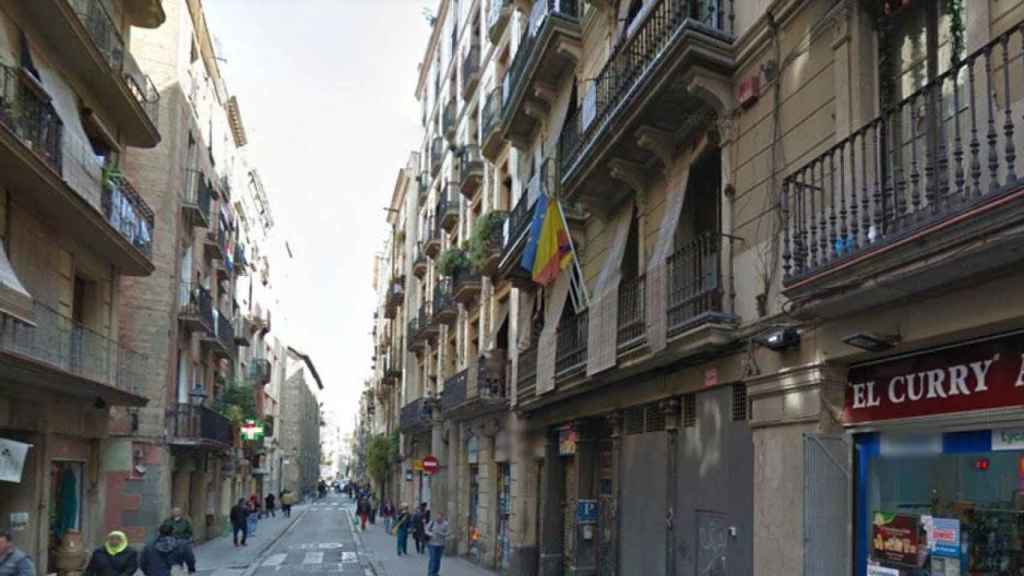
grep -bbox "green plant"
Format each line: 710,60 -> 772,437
436,247 -> 471,277
468,211 -> 506,272
214,381 -> 259,425
366,434 -> 391,487
388,431 -> 400,463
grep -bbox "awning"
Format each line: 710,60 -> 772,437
0,247 -> 34,326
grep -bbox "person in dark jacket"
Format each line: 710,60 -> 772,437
411,505 -> 427,555
264,493 -> 276,518
0,530 -> 35,576
159,509 -> 192,542
230,499 -> 247,547
140,524 -> 195,576
84,531 -> 138,576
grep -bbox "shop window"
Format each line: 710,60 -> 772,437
856,430 -> 1024,575
732,383 -> 748,422
682,393 -> 697,428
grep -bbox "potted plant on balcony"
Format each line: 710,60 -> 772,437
468,211 -> 507,275
437,246 -> 471,278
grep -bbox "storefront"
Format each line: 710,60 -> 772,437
846,330 -> 1024,576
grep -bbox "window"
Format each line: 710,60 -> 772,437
732,384 -> 748,422
682,393 -> 697,428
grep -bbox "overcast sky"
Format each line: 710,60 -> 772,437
204,0 -> 432,433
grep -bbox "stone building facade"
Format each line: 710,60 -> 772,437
0,0 -> 163,568
373,1 -> 1024,575
280,347 -> 323,495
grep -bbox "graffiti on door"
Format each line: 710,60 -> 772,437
697,511 -> 728,576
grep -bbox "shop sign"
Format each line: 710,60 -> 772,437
992,428 -> 1024,451
871,513 -> 923,567
844,332 -> 1024,425
558,427 -> 576,456
866,565 -> 900,576
0,439 -> 31,483
8,512 -> 28,532
413,459 -> 424,472
922,516 -> 960,559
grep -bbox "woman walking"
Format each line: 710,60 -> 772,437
393,504 -> 411,556
84,531 -> 138,576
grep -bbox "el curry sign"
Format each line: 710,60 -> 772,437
843,332 -> 1024,424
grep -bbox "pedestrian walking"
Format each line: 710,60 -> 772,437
425,512 -> 449,576
382,500 -> 394,534
280,489 -> 294,518
0,529 -> 35,576
368,494 -> 377,525
140,524 -> 195,576
84,531 -> 138,576
230,499 -> 248,547
393,504 -> 411,556
159,508 -> 193,542
357,498 -> 370,532
264,493 -> 276,518
411,504 -> 427,555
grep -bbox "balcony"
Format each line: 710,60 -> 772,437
407,317 -> 425,352
182,169 -> 212,229
21,0 -> 161,147
233,314 -> 253,346
487,0 -> 513,44
781,25 -> 1024,318
443,98 -> 458,144
0,65 -> 157,275
461,43 -> 482,99
442,355 -> 509,420
124,0 -> 166,28
555,308 -> 588,379
201,310 -> 235,360
666,232 -> 729,337
453,266 -> 482,305
0,301 -> 148,406
617,275 -> 646,354
433,278 -> 457,327
424,215 -> 442,258
385,280 -> 405,319
413,245 -> 428,279
168,404 -> 233,450
383,354 -> 403,384
234,244 -> 248,276
430,138 -> 445,179
248,358 -> 272,385
517,344 -> 538,403
419,305 -> 440,342
399,397 -> 434,435
437,184 -> 460,233
501,0 -> 581,147
496,170 -> 544,284
205,222 -> 228,261
178,283 -> 214,334
475,211 -> 509,277
481,86 -> 505,161
458,144 -> 484,199
558,0 -> 735,202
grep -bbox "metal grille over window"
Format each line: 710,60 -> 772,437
645,402 -> 666,432
683,393 -> 697,428
624,406 -> 644,435
732,383 -> 748,422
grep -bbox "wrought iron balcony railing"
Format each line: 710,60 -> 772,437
178,282 -> 214,333
667,232 -> 723,336
182,169 -> 212,227
443,98 -> 457,143
458,144 -> 484,198
782,22 -> 1024,284
558,0 -> 733,182
487,0 -> 513,43
517,344 -> 538,400
481,85 -> 503,156
461,43 -> 481,98
555,308 -> 589,378
437,183 -> 460,233
0,301 -> 148,397
433,278 -> 457,325
440,368 -> 469,413
399,396 -> 433,433
617,275 -> 646,352
0,64 -> 63,173
504,0 -> 580,118
102,174 -> 154,258
248,358 -> 271,385
168,403 -> 233,448
430,137 -> 445,178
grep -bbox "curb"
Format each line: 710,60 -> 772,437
342,508 -> 382,576
237,507 -> 310,576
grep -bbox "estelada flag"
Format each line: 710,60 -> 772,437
520,195 -> 572,286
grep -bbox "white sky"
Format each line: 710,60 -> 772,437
203,0 -> 433,433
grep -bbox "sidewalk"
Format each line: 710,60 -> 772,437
357,516 -> 496,576
192,506 -> 305,574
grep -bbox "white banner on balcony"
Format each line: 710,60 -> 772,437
587,200 -> 634,377
0,439 -> 32,483
646,165 -> 691,353
581,83 -> 597,132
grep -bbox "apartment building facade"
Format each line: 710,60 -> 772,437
280,347 -> 323,495
0,0 -> 163,568
376,1 -> 1024,576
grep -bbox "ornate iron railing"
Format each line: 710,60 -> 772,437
168,403 -> 233,447
178,282 -> 214,329
443,98 -> 457,140
482,86 -> 502,140
103,174 -> 154,257
183,169 -> 212,224
462,43 -> 481,97
782,22 -> 1024,282
617,275 -> 646,351
556,309 -> 589,377
504,0 -> 580,113
517,344 -> 538,394
0,301 -> 148,395
0,64 -> 64,172
399,397 -> 433,433
249,358 -> 271,385
666,232 -> 722,335
558,0 -> 732,180
431,137 -> 445,177
441,368 -> 469,413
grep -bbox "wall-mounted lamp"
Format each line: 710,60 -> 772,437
842,332 -> 901,352
755,327 -> 800,351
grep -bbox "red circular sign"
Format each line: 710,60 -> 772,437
422,456 -> 439,476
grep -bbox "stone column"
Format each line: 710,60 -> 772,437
539,430 -> 564,576
508,415 -> 536,576
571,420 -> 599,576
446,421 -> 461,556
430,398 -> 447,525
663,398 -> 681,576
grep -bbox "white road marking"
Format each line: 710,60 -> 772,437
302,552 -> 324,564
317,543 -> 343,549
341,552 -> 357,564
262,554 -> 287,567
